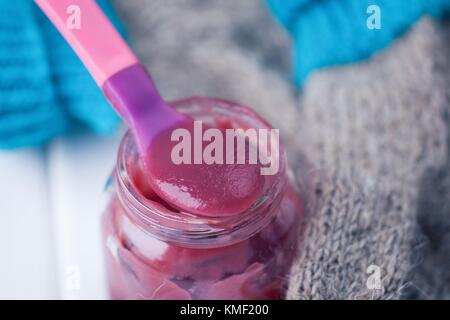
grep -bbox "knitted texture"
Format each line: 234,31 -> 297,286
266,0 -> 450,86
288,19 -> 450,299
0,0 -> 122,149
112,0 -> 450,299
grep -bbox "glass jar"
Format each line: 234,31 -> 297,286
101,97 -> 303,300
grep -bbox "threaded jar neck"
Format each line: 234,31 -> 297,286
115,97 -> 287,248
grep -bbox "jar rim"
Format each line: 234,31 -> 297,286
114,96 -> 287,248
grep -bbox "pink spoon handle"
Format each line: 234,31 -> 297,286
35,0 -> 186,157
34,0 -> 138,87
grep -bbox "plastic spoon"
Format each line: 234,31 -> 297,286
35,0 -> 264,216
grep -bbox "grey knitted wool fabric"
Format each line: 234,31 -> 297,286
112,0 -> 450,299
290,19 -> 450,300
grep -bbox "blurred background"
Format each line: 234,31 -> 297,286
0,0 -> 449,299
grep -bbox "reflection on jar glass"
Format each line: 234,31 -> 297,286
101,97 -> 304,300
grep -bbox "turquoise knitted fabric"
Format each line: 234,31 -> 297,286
0,0 -> 123,149
266,0 -> 450,86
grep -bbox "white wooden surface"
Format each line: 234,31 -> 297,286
0,129 -> 124,299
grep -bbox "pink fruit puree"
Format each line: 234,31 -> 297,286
101,97 -> 303,300
145,119 -> 265,217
